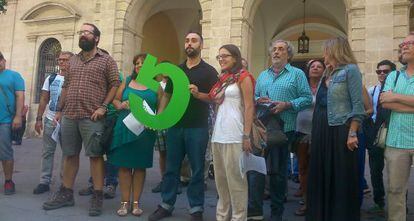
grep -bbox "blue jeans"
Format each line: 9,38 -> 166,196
0,123 -> 13,161
287,153 -> 298,177
161,127 -> 209,214
248,131 -> 295,220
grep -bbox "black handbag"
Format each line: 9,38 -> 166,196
256,103 -> 288,148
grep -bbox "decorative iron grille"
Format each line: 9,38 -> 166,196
35,38 -> 61,103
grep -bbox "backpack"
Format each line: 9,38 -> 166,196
48,73 -> 58,86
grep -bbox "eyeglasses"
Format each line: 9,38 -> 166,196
77,30 -> 94,36
216,54 -> 232,61
375,69 -> 391,75
272,47 -> 286,53
56,58 -> 69,62
398,40 -> 414,49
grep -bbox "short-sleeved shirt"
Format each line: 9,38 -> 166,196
0,69 -> 25,123
42,74 -> 64,120
383,67 -> 414,149
62,49 -> 120,119
165,59 -> 218,128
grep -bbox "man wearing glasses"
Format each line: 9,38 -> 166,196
33,51 -> 73,195
252,40 -> 312,221
42,23 -> 119,216
366,59 -> 396,215
380,33 -> 414,221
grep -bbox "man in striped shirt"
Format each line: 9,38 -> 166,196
380,33 -> 414,221
248,40 -> 312,221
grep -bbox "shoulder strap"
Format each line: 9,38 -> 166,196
126,76 -> 132,86
394,71 -> 400,87
371,85 -> 378,98
48,73 -> 58,86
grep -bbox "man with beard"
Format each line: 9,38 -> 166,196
42,23 -> 120,216
149,32 -> 218,221
251,39 -> 312,221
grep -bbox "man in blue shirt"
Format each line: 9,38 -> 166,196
380,33 -> 414,221
0,51 -> 25,195
249,40 -> 312,221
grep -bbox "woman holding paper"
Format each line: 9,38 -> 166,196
108,53 -> 163,216
189,44 -> 255,220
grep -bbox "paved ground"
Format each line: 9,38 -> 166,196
0,138 -> 413,221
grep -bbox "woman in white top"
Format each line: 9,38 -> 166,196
190,44 -> 254,220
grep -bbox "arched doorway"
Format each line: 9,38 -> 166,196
35,38 -> 61,103
118,0 -> 202,73
248,0 -> 347,76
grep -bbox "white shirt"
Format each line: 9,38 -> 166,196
41,74 -> 64,120
368,83 -> 382,122
211,83 -> 244,143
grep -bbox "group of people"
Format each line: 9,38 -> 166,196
1,22 -> 414,221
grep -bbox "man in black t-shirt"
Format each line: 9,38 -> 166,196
149,32 -> 218,221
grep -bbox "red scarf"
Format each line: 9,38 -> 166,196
208,69 -> 255,103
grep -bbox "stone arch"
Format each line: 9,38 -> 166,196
410,2 -> 414,32
245,0 -> 348,75
113,0 -> 207,73
21,1 -> 80,22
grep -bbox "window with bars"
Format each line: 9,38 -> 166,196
35,38 -> 61,103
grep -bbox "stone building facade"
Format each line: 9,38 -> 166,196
0,0 -> 412,136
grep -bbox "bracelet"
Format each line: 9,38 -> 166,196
36,116 -> 42,122
242,134 -> 250,140
348,131 -> 357,137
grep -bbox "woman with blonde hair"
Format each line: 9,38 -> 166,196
306,37 -> 365,221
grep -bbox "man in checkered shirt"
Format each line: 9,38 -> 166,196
42,23 -> 120,216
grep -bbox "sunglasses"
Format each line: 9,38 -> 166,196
375,69 -> 391,75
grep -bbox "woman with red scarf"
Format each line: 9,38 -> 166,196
190,44 -> 255,220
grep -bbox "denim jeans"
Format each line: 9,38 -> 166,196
248,131 -> 295,219
161,127 -> 209,214
287,153 -> 298,177
39,118 -> 63,185
368,145 -> 385,207
0,123 -> 13,161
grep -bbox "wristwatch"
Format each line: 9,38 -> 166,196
242,134 -> 250,140
348,131 -> 357,138
36,116 -> 42,122
101,103 -> 109,111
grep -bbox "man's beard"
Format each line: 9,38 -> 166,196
79,38 -> 96,52
185,47 -> 200,58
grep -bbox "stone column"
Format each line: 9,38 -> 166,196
393,1 -> 410,67
348,1 -> 367,81
205,0 -> 233,69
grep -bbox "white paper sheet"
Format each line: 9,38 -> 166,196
143,100 -> 155,115
122,113 -> 145,136
239,153 -> 267,178
51,122 -> 60,142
